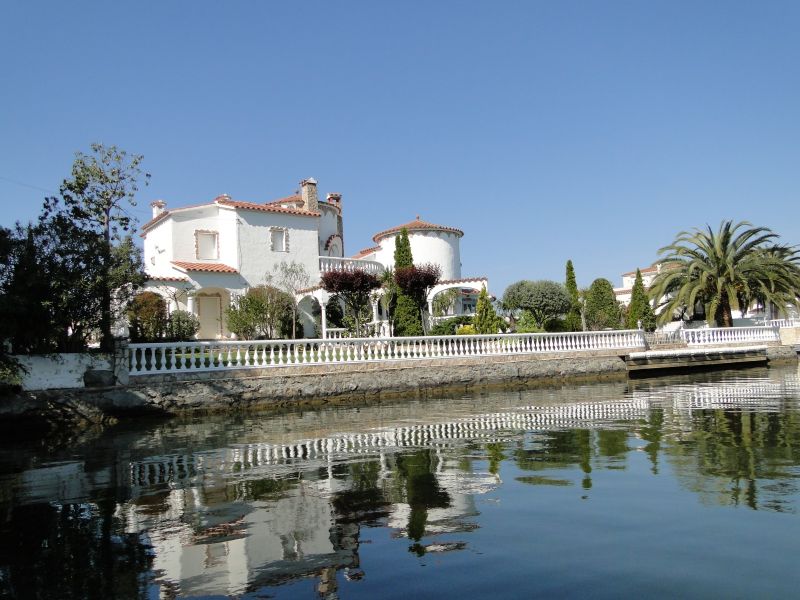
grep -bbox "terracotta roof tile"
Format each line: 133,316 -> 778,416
372,217 -> 464,243
147,275 -> 190,282
216,197 -> 320,217
352,245 -> 381,259
437,277 -> 488,285
263,194 -> 303,207
140,210 -> 170,232
171,261 -> 239,274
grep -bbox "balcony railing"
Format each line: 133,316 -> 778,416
319,256 -> 384,276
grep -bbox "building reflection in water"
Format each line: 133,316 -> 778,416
0,367 -> 799,598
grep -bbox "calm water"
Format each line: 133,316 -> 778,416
2,366 -> 800,599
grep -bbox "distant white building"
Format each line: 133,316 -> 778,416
141,179 -> 486,338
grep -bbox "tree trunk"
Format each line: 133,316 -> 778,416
716,295 -> 734,328
100,210 -> 113,351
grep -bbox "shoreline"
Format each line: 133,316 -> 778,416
1,347 -> 796,436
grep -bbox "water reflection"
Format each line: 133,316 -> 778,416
1,365 -> 799,598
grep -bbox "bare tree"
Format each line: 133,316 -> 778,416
273,261 -> 311,338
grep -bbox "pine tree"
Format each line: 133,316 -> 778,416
626,269 -> 656,331
564,259 -> 582,331
473,288 -> 501,334
392,228 -> 423,336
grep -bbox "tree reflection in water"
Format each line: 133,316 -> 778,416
1,367 -> 800,597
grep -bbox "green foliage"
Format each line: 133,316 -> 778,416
225,286 -> 294,340
165,310 -> 199,341
564,260 -> 582,331
391,228 -> 428,336
649,220 -> 800,327
394,294 -> 424,336
502,280 -> 570,330
394,228 -> 413,268
42,143 -> 149,351
473,288 -> 503,334
0,219 -> 144,353
456,324 -> 477,335
428,315 -> 474,336
127,292 -> 167,342
514,310 -> 545,333
626,269 -> 657,331
584,278 -> 622,330
432,288 -> 459,317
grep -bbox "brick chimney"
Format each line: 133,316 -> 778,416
326,192 -> 342,209
300,178 -> 319,212
150,199 -> 166,218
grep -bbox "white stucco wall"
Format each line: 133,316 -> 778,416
15,353 -> 114,391
317,204 -> 343,257
143,219 -> 174,275
375,230 -> 462,280
236,210 -> 321,286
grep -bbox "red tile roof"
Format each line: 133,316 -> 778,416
437,277 -> 488,285
372,217 -> 464,243
263,194 -> 303,207
147,275 -> 190,283
171,261 -> 239,274
352,245 -> 381,259
140,210 -> 170,232
215,197 -> 320,217
621,262 -> 680,277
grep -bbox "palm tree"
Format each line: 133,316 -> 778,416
649,220 -> 800,327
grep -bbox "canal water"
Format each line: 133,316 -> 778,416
2,365 -> 800,599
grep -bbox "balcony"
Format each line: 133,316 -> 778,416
319,256 -> 385,276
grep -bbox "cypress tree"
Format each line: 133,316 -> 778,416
626,269 -> 656,331
394,228 -> 413,268
392,228 -> 423,336
473,288 -> 501,334
564,259 -> 582,331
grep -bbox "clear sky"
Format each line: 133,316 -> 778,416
2,1 -> 798,294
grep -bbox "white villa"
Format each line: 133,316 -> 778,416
614,262 -> 794,326
141,178 -> 487,338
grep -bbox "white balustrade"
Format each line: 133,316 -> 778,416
319,256 -> 384,276
767,318 -> 800,329
680,326 -> 780,346
128,329 -> 648,376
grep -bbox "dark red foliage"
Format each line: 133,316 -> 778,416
394,263 -> 441,299
321,268 -> 382,296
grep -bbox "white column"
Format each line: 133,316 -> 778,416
372,300 -> 380,336
187,293 -> 196,315
321,303 -> 328,339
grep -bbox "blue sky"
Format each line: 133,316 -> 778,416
2,1 -> 799,293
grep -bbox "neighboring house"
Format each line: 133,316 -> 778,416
141,179 -> 486,338
613,263 -> 670,307
614,262 -> 785,327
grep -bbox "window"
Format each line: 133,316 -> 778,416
196,231 -> 218,260
270,227 -> 289,252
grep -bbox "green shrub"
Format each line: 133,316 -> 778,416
514,310 -> 544,333
428,315 -> 474,336
127,292 -> 167,342
166,310 -> 199,341
456,324 -> 477,335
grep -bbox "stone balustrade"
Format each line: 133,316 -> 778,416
680,326 -> 780,346
768,318 -> 800,329
129,329 -> 647,376
319,256 -> 384,275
